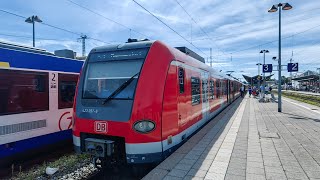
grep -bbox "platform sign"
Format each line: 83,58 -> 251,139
288,63 -> 298,72
263,64 -> 273,73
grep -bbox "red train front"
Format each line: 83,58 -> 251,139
72,40 -> 241,167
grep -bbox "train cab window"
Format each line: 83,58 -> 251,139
191,77 -> 200,105
209,80 -> 214,99
178,67 -> 185,94
0,69 -> 49,115
58,73 -> 78,109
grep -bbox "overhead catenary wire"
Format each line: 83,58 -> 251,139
0,32 -> 76,42
230,23 -> 320,54
173,0 -> 228,57
0,8 -> 110,45
132,0 -> 207,56
66,0 -> 150,39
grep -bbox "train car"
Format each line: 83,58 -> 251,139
0,41 -> 83,165
72,40 -> 241,167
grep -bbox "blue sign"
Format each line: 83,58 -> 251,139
263,64 -> 273,73
288,63 -> 298,72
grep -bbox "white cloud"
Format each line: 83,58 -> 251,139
0,0 -> 319,80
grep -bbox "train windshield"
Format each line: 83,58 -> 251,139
83,60 -> 143,99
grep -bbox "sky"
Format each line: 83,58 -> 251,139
0,0 -> 319,80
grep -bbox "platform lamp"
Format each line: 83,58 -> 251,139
256,63 -> 262,90
268,2 -> 293,112
260,50 -> 269,98
25,15 -> 42,47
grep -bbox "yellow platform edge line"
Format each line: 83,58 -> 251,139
0,62 -> 10,68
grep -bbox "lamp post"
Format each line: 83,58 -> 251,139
317,68 -> 320,93
256,63 -> 262,91
25,15 -> 42,47
260,50 -> 269,98
268,2 -> 292,112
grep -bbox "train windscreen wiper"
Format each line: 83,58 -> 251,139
102,72 -> 140,105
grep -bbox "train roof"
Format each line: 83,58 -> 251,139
0,43 -> 83,73
0,41 -> 53,55
90,40 -> 154,53
89,40 -> 239,81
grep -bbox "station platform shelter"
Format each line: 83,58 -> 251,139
292,70 -> 320,92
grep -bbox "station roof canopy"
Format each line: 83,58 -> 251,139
242,74 -> 274,83
292,70 -> 319,82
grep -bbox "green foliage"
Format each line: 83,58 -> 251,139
276,91 -> 320,107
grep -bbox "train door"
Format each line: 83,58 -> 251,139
177,67 -> 187,127
201,71 -> 209,121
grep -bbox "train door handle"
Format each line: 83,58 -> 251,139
179,114 -> 181,120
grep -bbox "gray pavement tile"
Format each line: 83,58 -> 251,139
224,173 -> 245,180
300,165 -> 320,172
230,157 -> 246,164
228,162 -> 246,170
247,152 -> 262,157
280,160 -> 301,167
184,153 -> 201,160
163,175 -> 183,180
246,161 -> 264,169
230,153 -> 246,159
226,167 -> 246,177
175,163 -> 194,171
304,170 -> 320,179
264,166 -> 285,175
183,176 -> 204,180
179,158 -> 197,166
187,168 -> 207,178
246,173 -> 266,180
142,168 -> 169,180
282,165 -> 305,173
285,172 -> 308,180
263,159 -> 282,167
192,162 -> 212,171
265,172 -> 287,180
167,168 -> 189,178
246,167 -> 265,175
204,172 -> 225,180
232,149 -> 247,154
208,161 -> 228,173
247,156 -> 263,163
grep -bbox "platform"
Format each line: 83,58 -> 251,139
143,95 -> 320,180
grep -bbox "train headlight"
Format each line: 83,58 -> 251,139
133,120 -> 155,133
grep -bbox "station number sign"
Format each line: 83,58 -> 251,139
288,63 -> 298,72
263,64 -> 273,73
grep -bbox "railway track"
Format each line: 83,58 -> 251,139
0,141 -> 73,179
88,165 -> 155,180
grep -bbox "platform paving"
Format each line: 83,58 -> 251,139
143,95 -> 320,180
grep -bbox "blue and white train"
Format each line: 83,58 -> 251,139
0,41 -> 83,165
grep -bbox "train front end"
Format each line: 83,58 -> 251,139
72,40 -> 170,167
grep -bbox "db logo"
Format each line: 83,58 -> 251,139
95,121 -> 108,133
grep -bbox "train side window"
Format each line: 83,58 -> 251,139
216,80 -> 220,98
58,73 -> 78,109
178,67 -> 185,94
210,80 -> 214,99
191,77 -> 200,105
0,69 -> 49,115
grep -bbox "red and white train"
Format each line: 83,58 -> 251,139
72,40 -> 241,167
